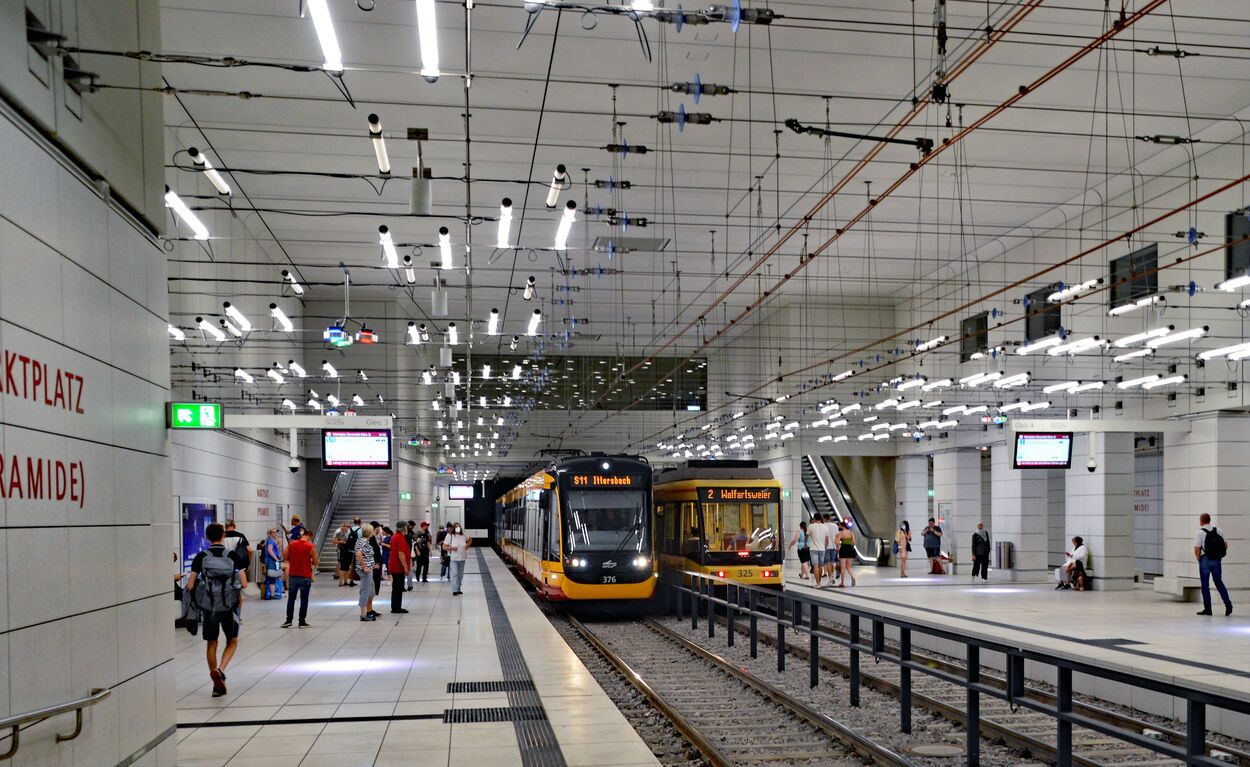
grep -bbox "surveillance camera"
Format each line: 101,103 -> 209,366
288,457 -> 300,473
1086,456 -> 1097,473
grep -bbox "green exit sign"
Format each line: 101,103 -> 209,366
399,491 -> 412,501
782,489 -> 791,499
168,402 -> 222,429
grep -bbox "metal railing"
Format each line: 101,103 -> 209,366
664,570 -> 1250,767
313,470 -> 353,553
0,688 -> 110,760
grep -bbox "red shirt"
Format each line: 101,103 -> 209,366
388,531 -> 409,573
287,539 -> 316,579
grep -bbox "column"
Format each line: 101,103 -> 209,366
1154,413 -> 1250,600
895,454 -> 928,543
933,450 -> 982,570
1064,433 -> 1134,590
990,443 -> 1050,581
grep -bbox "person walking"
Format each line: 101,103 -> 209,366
412,521 -> 432,584
436,522 -> 452,581
805,515 -> 829,588
187,523 -> 247,696
922,517 -> 943,574
971,522 -> 991,582
1195,513 -> 1233,616
442,523 -> 472,595
388,521 -> 410,614
823,515 -> 840,585
835,521 -> 857,587
354,522 -> 378,621
895,521 -> 912,578
282,529 -> 318,628
787,520 -> 811,580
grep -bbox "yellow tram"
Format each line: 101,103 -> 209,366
653,460 -> 784,588
495,454 -> 656,601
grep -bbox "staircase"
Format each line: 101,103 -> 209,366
317,471 -> 393,570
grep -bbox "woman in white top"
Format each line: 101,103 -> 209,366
1055,536 -> 1088,590
441,523 -> 472,596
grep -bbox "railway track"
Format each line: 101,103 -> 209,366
665,606 -> 1250,767
562,614 -> 919,767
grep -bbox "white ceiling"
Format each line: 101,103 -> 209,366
157,1 -> 1250,474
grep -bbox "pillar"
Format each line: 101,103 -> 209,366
933,450 -> 982,568
1154,413 -> 1250,601
895,454 -> 928,544
1064,432 -> 1134,590
990,444 -> 1050,580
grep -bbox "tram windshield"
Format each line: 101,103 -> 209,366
700,499 -> 780,553
563,489 -> 649,555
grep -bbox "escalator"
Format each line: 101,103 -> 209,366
800,455 -> 890,563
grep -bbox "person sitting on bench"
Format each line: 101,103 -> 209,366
1055,536 -> 1089,591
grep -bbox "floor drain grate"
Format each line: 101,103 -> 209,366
1084,638 -> 1145,647
443,706 -> 548,724
447,681 -> 536,694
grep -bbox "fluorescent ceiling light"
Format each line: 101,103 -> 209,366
234,368 -> 253,384
527,309 -> 542,337
998,401 -> 1028,413
367,114 -> 390,174
888,422 -> 909,431
833,435 -> 848,443
322,361 -> 338,378
554,201 -> 577,251
896,400 -> 921,411
1146,326 -> 1207,348
875,398 -> 899,410
964,405 -> 988,415
817,435 -> 833,443
196,317 -> 224,342
1114,326 -> 1173,348
1072,381 -> 1104,393
962,371 -> 1003,387
164,188 -> 208,240
403,255 -> 416,284
1113,348 -> 1153,363
497,198 -> 513,248
407,322 -> 422,344
1048,336 -> 1105,356
1043,381 -> 1079,394
1198,341 -> 1250,361
937,420 -> 958,428
1018,336 -> 1063,355
858,433 -> 874,441
1047,278 -> 1101,303
871,423 -> 890,431
1142,374 -> 1187,390
379,226 -> 399,268
819,402 -> 839,414
1117,374 -> 1161,389
188,148 -> 231,195
222,318 -> 242,338
915,335 -> 947,352
308,399 -> 322,411
546,164 -> 568,208
512,365 -> 522,380
942,405 -> 966,416
994,372 -> 1030,389
898,378 -> 926,391
352,394 -> 365,407
482,364 -> 491,380
922,378 -> 951,392
222,302 -> 251,333
1108,294 -> 1164,316
840,403 -> 861,414
282,270 -> 304,296
270,304 -> 294,333
327,394 -> 340,406
267,369 -> 284,385
919,420 -> 940,429
168,325 -> 185,341
437,227 -> 453,270
306,0 -> 344,72
832,370 -> 854,381
487,308 -> 500,336
874,433 -> 889,441
289,361 -> 306,378
447,322 -> 459,345
1216,274 -> 1250,291
1021,401 -> 1050,412
828,419 -> 847,428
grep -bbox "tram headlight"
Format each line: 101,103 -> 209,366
633,556 -> 650,569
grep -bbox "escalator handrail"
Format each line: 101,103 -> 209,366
819,456 -> 886,541
801,455 -> 877,562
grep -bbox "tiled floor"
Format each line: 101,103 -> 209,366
786,567 -> 1250,720
174,551 -> 658,767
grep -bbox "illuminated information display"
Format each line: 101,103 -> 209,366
568,474 -> 642,488
697,486 -> 781,503
323,429 -> 392,470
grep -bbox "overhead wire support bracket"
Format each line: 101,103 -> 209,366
784,118 -> 934,157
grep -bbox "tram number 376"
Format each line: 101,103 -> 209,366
601,575 -> 617,584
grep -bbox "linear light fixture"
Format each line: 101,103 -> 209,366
1118,374 -> 1161,389
422,369 -> 434,385
447,322 -> 459,345
915,335 -> 948,352
164,187 -> 209,240
1228,347 -> 1250,361
196,317 -> 225,342
1043,381 -> 1079,394
811,419 -> 829,428
897,400 -> 921,411
289,361 -> 306,378
222,318 -> 243,338
871,422 -> 890,431
527,309 -> 542,336
817,435 -> 833,443
270,304 -> 294,333
188,148 -> 231,195
281,399 -> 297,412
998,401 -> 1029,413
840,403 -> 862,414
234,368 -> 254,384
1113,348 -> 1153,363
327,394 -> 341,407
402,255 -> 416,284
833,435 -> 848,443
888,422 -> 910,431
267,368 -> 284,385
407,321 -> 422,344
352,394 -> 365,407
1072,381 -> 1105,393
937,420 -> 959,429
1017,335 -> 1063,355
1146,326 -> 1207,348
379,225 -> 399,268
439,227 -> 453,270
897,377 -> 926,391
874,433 -> 890,441
1216,274 -> 1250,291
828,419 -> 848,428
819,402 -> 839,414
994,372 -> 1030,389
1049,336 -> 1106,356
1240,298 -> 1250,310
510,335 -> 519,351
546,164 -> 568,208
858,433 -> 874,441
367,114 -> 390,174
308,399 -> 322,411
322,361 -> 338,378
942,405 -> 967,416
964,405 -> 988,415
1108,294 -> 1164,316
415,0 -> 440,80
1021,401 -> 1050,412
1047,278 -> 1101,303
919,420 -> 940,429
1198,341 -> 1250,361
222,302 -> 251,333
168,325 -> 185,341
1114,326 -> 1173,348
482,364 -> 491,380
281,270 -> 305,296
486,308 -> 500,336
962,371 -> 1003,387
1142,374 -> 1187,390
554,201 -> 577,251
497,198 -> 513,248
922,378 -> 951,392
512,365 -> 522,380
306,0 -> 344,72
832,370 -> 855,382
875,398 -> 900,411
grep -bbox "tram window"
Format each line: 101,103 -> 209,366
702,501 -> 779,552
680,502 -> 700,556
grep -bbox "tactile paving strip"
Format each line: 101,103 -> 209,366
442,706 -> 548,724
476,549 -> 568,767
447,680 -> 537,694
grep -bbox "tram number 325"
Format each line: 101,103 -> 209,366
601,575 -> 617,584
737,569 -> 755,578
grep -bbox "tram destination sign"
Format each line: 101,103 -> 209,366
568,473 -> 643,488
698,486 -> 781,503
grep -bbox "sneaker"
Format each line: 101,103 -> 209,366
281,620 -> 293,629
367,610 -> 380,618
299,621 -> 310,628
210,669 -> 227,697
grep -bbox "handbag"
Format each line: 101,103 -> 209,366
891,540 -> 899,555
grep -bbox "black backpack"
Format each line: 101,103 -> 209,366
1204,528 -> 1227,560
346,527 -> 359,553
194,549 -> 242,613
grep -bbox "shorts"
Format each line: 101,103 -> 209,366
202,610 -> 238,642
338,551 -> 353,570
925,546 -> 940,559
810,549 -> 826,567
797,547 -> 811,564
825,548 -> 837,563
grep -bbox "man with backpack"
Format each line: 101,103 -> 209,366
187,523 -> 248,696
1194,513 -> 1233,617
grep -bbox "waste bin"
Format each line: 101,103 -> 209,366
996,540 -> 1014,570
876,539 -> 891,566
